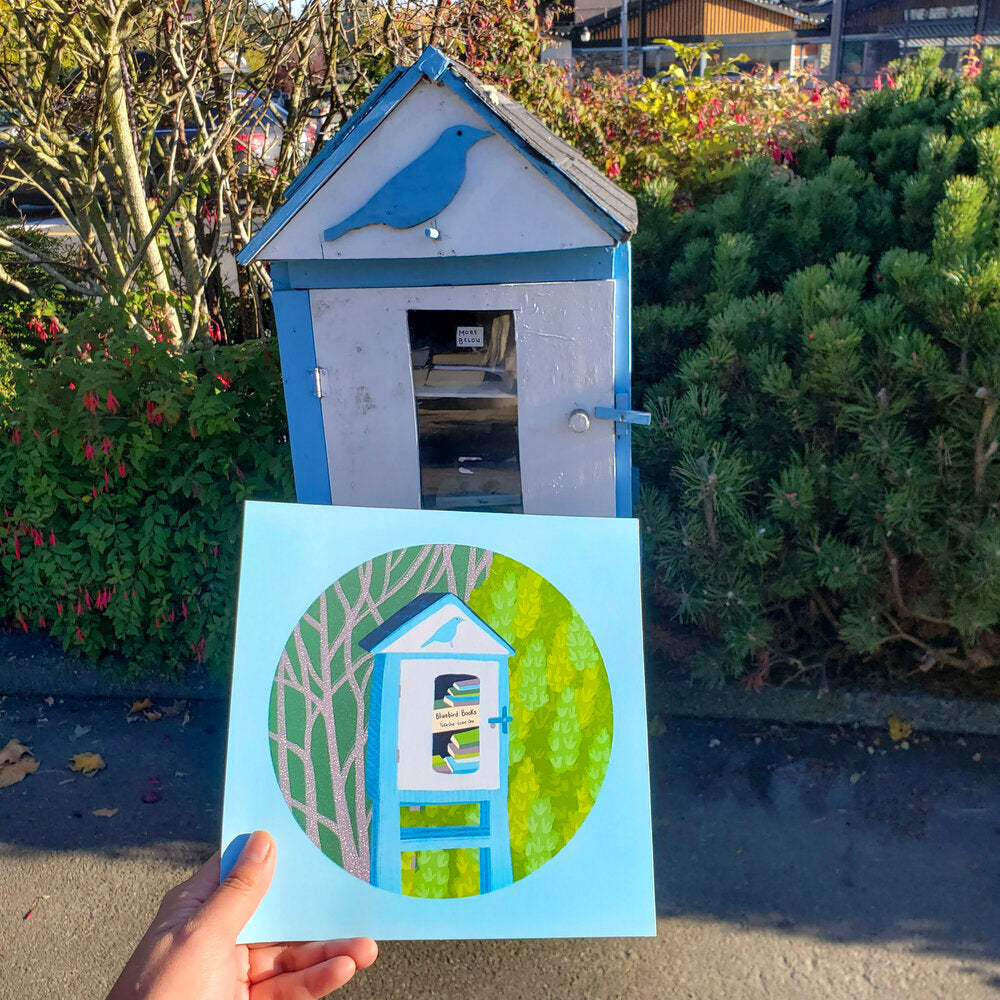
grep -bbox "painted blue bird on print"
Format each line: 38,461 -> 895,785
322,125 -> 492,243
420,616 -> 464,648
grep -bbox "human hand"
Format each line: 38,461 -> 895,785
107,830 -> 377,1000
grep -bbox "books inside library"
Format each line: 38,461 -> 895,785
408,310 -> 522,513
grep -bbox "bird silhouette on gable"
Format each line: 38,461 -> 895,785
420,615 -> 465,649
322,124 -> 492,243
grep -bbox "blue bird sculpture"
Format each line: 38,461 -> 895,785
322,125 -> 492,243
420,615 -> 464,649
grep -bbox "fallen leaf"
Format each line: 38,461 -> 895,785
44,696 -> 54,707
708,738 -> 721,748
92,807 -> 118,817
161,700 -> 187,717
71,724 -> 92,742
174,771 -> 186,777
58,778 -> 74,785
182,712 -> 190,728
143,710 -> 162,722
128,698 -> 153,716
888,715 -> 912,742
849,772 -> 862,784
0,739 -> 39,788
973,753 -> 982,762
68,752 -> 105,776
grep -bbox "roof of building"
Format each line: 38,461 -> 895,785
238,46 -> 637,264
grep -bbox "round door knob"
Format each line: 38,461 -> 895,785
569,408 -> 591,433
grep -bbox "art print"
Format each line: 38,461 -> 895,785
222,502 -> 654,941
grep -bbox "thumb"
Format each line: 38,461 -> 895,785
197,830 -> 276,939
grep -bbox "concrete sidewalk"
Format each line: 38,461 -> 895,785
2,692 -> 999,999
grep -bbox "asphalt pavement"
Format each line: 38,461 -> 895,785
1,693 -> 999,1000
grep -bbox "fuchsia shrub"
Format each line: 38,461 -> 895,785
0,302 -> 294,674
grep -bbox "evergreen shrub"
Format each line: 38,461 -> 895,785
0,302 -> 293,675
633,48 -> 1000,688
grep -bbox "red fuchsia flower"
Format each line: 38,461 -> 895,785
32,529 -> 43,547
146,400 -> 164,426
49,530 -> 56,545
75,600 -> 82,615
103,469 -> 110,491
84,588 -> 92,610
92,486 -> 98,500
873,74 -> 882,91
886,73 -> 896,89
11,428 -> 20,444
208,318 -> 223,343
106,390 -> 119,413
839,92 -> 850,109
13,534 -> 20,560
215,373 -> 233,390
82,390 -> 99,414
190,424 -> 197,440
811,89 -> 821,104
101,436 -> 112,454
48,316 -> 59,336
68,382 -> 75,390
118,460 -> 126,478
182,601 -> 188,619
39,613 -> 45,628
27,316 -> 45,337
84,441 -> 95,460
75,626 -> 84,642
56,601 -> 63,616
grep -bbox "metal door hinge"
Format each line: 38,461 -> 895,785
311,367 -> 327,399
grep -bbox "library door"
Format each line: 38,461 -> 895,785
309,281 -> 618,516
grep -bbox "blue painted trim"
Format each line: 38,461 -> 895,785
415,45 -> 451,81
239,46 -> 631,264
438,70 -> 630,244
284,66 -> 407,202
237,62 -> 424,265
281,247 -> 616,290
364,593 -> 515,655
270,289 -> 331,505
613,242 -> 633,517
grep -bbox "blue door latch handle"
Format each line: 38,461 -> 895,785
488,706 -> 514,734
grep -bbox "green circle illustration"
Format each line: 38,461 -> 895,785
268,544 -> 613,898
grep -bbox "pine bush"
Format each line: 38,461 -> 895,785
634,48 -> 1000,688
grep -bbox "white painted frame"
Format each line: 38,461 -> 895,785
396,657 -> 500,791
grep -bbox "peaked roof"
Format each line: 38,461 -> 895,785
358,591 -> 514,655
237,47 -> 637,265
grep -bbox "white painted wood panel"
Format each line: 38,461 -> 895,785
309,282 -> 617,517
263,79 -> 613,261
309,290 -> 421,509
397,658 -> 500,791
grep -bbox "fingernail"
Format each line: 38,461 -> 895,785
241,830 -> 272,864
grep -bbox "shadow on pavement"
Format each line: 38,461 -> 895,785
3,695 -> 998,966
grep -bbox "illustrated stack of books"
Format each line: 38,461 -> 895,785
444,677 -> 480,706
444,727 -> 480,772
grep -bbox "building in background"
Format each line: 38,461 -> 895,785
568,0 -> 999,84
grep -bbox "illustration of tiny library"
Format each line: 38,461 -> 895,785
360,592 -> 517,895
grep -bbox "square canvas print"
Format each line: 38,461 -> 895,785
221,501 -> 655,941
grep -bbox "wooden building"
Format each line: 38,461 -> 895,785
574,0 -> 824,73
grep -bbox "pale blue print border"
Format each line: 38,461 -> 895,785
222,500 -> 655,942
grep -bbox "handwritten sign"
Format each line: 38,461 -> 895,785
456,325 -> 485,348
432,704 -> 480,733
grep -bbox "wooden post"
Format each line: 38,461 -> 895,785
828,0 -> 844,83
621,0 -> 628,74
